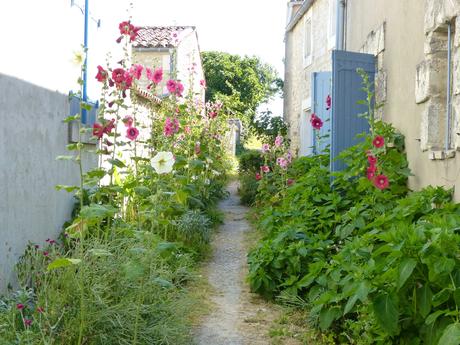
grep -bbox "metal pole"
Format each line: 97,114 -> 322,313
82,0 -> 89,123
445,22 -> 452,152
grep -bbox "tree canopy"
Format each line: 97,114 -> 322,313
201,51 -> 282,125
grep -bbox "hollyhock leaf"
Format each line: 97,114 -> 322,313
153,277 -> 174,289
122,261 -> 144,281
55,185 -> 79,192
64,114 -> 80,123
438,323 -> 460,345
108,158 -> 126,168
134,186 -> 150,196
47,258 -> 81,271
80,204 -> 117,219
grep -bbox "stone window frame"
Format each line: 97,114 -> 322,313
327,0 -> 337,50
303,11 -> 313,67
416,14 -> 458,160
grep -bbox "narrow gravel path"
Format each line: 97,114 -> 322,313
195,181 -> 279,345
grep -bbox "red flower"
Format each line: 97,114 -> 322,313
43,251 -> 49,257
103,119 -> 115,134
200,79 -> 206,88
112,68 -> 126,85
255,173 -> 262,181
16,303 -> 24,310
367,154 -> 377,166
95,65 -> 108,83
310,113 -> 323,130
118,21 -> 140,42
126,127 -> 139,141
374,174 -> 389,190
372,135 -> 385,148
261,165 -> 270,173
287,178 -> 295,186
92,123 -> 104,139
129,64 -> 143,80
326,95 -> 332,110
23,319 -> 32,327
366,166 -> 376,180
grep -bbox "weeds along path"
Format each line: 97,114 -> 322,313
195,181 -> 280,345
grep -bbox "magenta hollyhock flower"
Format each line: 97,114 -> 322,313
23,319 -> 32,327
112,68 -> 126,85
43,251 -> 49,257
255,172 -> 262,181
367,154 -> 377,166
274,136 -> 283,147
103,119 -> 115,134
16,303 -> 24,310
129,64 -> 143,80
287,178 -> 295,186
166,79 -> 177,93
123,116 -> 134,127
373,135 -> 385,148
95,65 -> 108,83
126,127 -> 139,141
374,174 -> 389,190
326,94 -> 332,110
200,79 -> 206,88
286,151 -> 293,163
92,123 -> 104,139
310,113 -> 323,130
153,68 -> 163,84
261,144 -> 270,153
123,71 -> 133,89
118,21 -> 140,42
261,165 -> 270,173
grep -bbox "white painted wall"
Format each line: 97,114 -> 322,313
0,73 -> 97,291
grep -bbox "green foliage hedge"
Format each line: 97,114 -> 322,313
248,120 -> 460,344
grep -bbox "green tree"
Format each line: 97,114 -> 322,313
201,51 -> 281,126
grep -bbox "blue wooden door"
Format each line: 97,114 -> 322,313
331,50 -> 375,172
312,72 -> 332,154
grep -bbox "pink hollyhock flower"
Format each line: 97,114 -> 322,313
95,65 -> 108,83
103,119 -> 115,134
276,157 -> 288,169
166,79 -> 177,93
43,251 -> 49,257
118,21 -> 140,42
255,172 -> 262,181
37,307 -> 44,313
195,142 -> 201,155
274,136 -> 283,147
374,174 -> 389,190
261,165 -> 270,173
209,111 -> 217,119
200,79 -> 206,88
153,68 -> 163,84
16,303 -> 24,310
367,171 -> 375,180
126,127 -> 139,141
129,64 -> 143,80
146,67 -> 154,81
123,116 -> 134,127
163,118 -> 179,137
373,135 -> 385,148
326,95 -> 332,110
310,113 -> 323,130
123,71 -> 133,89
175,82 -> 184,96
24,319 -> 32,327
261,144 -> 270,153
287,178 -> 295,186
92,123 -> 104,139
286,151 -> 293,163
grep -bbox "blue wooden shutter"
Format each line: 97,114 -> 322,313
69,94 -> 98,126
312,72 -> 332,154
331,50 -> 375,172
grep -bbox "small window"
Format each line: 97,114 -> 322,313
303,13 -> 313,66
328,0 -> 337,49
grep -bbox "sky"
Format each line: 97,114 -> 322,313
0,0 -> 286,115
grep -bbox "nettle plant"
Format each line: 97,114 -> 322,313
0,20 -> 230,344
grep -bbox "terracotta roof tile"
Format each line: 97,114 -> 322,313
133,26 -> 195,48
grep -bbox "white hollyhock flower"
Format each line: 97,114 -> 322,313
151,151 -> 175,174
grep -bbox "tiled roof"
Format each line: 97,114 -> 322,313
133,26 -> 195,48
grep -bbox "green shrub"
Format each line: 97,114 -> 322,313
238,149 -> 264,173
176,210 -> 212,245
238,172 -> 259,206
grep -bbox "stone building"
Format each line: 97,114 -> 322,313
284,0 -> 460,199
284,0 -> 337,155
